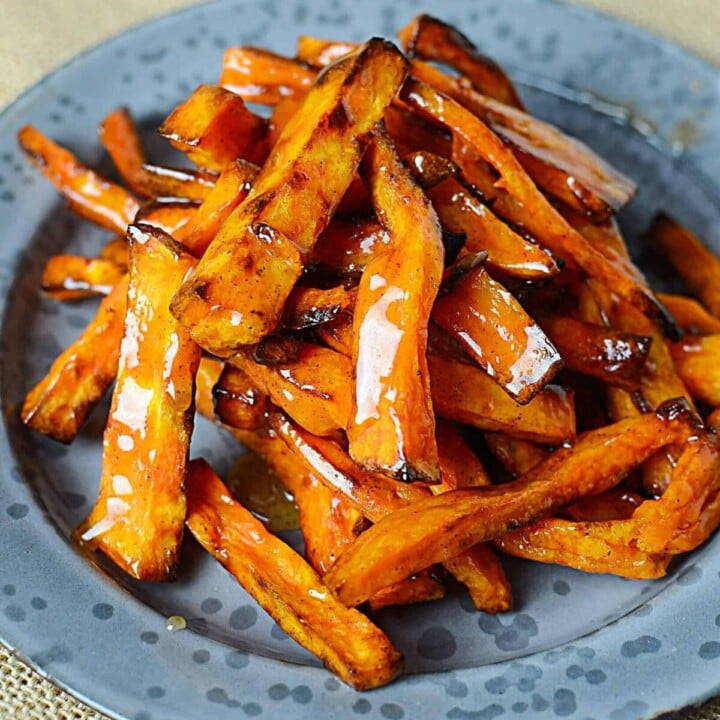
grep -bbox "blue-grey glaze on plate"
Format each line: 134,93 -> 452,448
1,0 -> 720,718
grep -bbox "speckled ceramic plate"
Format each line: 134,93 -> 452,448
2,1 -> 720,718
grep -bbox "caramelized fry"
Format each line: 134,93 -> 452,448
220,47 -> 317,104
669,334 -> 720,406
99,236 -> 130,268
540,315 -> 651,392
399,15 -> 524,109
495,519 -> 669,579
98,108 -> 147,195
296,36 -> 357,67
134,199 -> 197,235
231,343 -> 352,437
648,212 -> 720,317
272,414 -> 511,612
173,40 -> 408,353
349,133 -> 443,482
79,225 -> 201,580
562,488 -> 643,522
212,364 -> 270,431
369,573 -> 446,611
21,276 -> 129,442
429,354 -> 575,444
159,84 -> 269,169
657,293 -> 720,335
433,263 -> 561,402
133,163 -> 217,201
323,402 -> 696,606
185,458 -> 403,690
483,433 -> 549,477
283,284 -> 357,330
427,177 -> 559,280
41,255 -> 125,301
18,125 -> 139,233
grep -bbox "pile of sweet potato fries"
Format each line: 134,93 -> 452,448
18,15 -> 720,690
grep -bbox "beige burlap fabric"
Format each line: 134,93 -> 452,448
1,1 -> 719,718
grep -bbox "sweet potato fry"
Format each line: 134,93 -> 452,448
669,334 -> 720,406
272,414 -> 512,612
220,46 -> 317,104
562,488 -> 642,522
21,275 -> 129,442
663,487 -> 720,554
18,125 -> 139,234
212,363 -> 270,431
483,433 -> 549,477
384,106 -> 453,157
495,518 -> 670,579
172,40 -> 408,353
433,262 -> 561,403
369,573 -> 446,611
41,254 -> 125,301
398,14 -> 525,109
349,133 -> 443,482
406,58 -> 635,219
185,458 -> 403,690
427,178 -> 558,280
79,225 -> 201,580
539,314 -> 651,392
159,84 -> 269,169
429,354 -> 575,444
397,85 -> 668,330
435,419 -> 491,489
134,199 -> 197,235
176,158 -> 257,256
648,212 -> 720,317
133,163 -> 217,201
282,283 -> 357,330
98,107 -> 147,195
296,36 -> 357,67
708,407 -> 720,430
310,217 -> 389,278
230,343 -> 352,437
657,293 -> 720,335
268,96 -> 306,146
323,401 -> 697,606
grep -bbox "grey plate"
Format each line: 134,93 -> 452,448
1,1 -> 720,718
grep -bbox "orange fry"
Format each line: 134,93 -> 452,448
21,275 -> 129,442
648,212 -> 720,317
669,334 -> 720,406
41,254 -> 125,301
283,283 -> 357,330
18,125 -> 139,234
657,293 -> 720,335
185,458 -> 403,690
133,163 -> 217,201
323,401 -> 697,606
212,363 -> 270,431
79,225 -> 201,580
398,14 -> 525,109
348,133 -> 443,482
483,433 -> 549,477
159,84 -> 269,169
98,107 -> 147,195
433,262 -> 561,403
173,40 -> 408,353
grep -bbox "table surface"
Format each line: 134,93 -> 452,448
2,0 -> 720,718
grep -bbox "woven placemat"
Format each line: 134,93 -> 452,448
0,645 -> 107,720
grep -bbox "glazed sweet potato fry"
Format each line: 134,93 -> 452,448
18,125 -> 139,234
398,14 -> 525,109
158,84 -> 269,169
483,433 -> 549,477
323,401 -> 697,606
369,573 -> 446,611
348,133 -> 443,482
212,363 -> 270,431
133,163 -> 217,201
172,40 -> 408,354
657,293 -> 720,335
406,58 -> 635,219
230,343 -> 352,437
426,177 -> 559,280
220,46 -> 317,104
648,212 -> 720,317
282,283 -> 357,330
539,315 -> 651,392
99,236 -> 130,268
185,458 -> 403,690
134,199 -> 197,235
41,254 -> 125,301
433,262 -> 561,403
562,488 -> 642,522
495,519 -> 670,579
272,414 -> 512,612
79,225 -> 201,580
296,36 -> 357,67
429,354 -> 575,444
310,217 -> 389,278
669,334 -> 720,406
21,275 -> 129,442
98,107 -> 147,195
